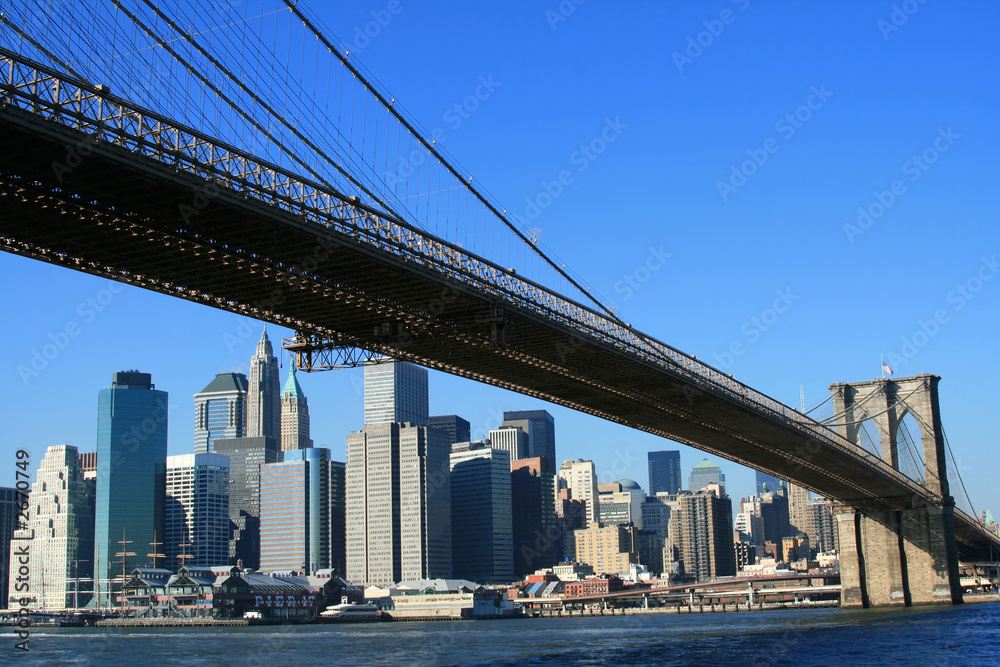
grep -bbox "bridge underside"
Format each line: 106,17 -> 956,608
2,101 -> 997,572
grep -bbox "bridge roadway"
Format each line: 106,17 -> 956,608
0,49 -> 997,561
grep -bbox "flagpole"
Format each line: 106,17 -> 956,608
881,355 -> 885,378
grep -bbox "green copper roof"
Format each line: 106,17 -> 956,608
692,458 -> 718,470
282,363 -> 303,399
197,372 -> 248,395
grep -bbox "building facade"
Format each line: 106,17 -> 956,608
213,436 -> 280,569
260,448 -> 330,574
428,415 -> 471,445
667,489 -> 736,582
165,453 -> 230,570
0,487 -> 19,608
247,328 -> 281,441
450,448 -> 514,584
572,523 -> 638,575
559,459 -> 599,525
279,364 -> 313,452
328,461 -> 346,576
688,458 -> 725,493
647,450 -> 682,495
488,427 -> 528,467
502,410 -> 555,461
363,358 -> 429,426
94,371 -> 168,584
6,446 -> 94,609
193,372 -> 247,455
346,422 -> 450,586
510,457 -> 561,579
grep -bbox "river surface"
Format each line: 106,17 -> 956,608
7,602 -> 999,666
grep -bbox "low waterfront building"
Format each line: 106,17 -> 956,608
563,574 -> 624,598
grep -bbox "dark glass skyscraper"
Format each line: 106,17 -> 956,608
428,415 -> 471,445
647,450 -> 681,495
194,372 -> 247,454
502,410 -> 555,461
213,436 -> 279,569
94,371 -> 168,583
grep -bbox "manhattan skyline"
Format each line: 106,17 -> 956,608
2,1 -> 997,516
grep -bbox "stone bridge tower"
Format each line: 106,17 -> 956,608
827,374 -> 962,607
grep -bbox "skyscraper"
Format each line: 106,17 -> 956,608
213,436 -> 280,569
488,427 -> 528,467
94,371 -> 168,584
0,487 -> 20,608
428,415 -> 471,445
5,446 -> 94,610
363,358 -> 428,426
688,458 -> 725,493
260,447 -> 330,574
450,448 -> 513,584
559,459 -> 599,524
755,470 -> 784,494
759,484 -> 792,551
193,372 -> 247,455
328,461 -> 346,576
165,453 -> 230,570
647,450 -> 681,495
511,457 -> 561,578
247,328 -> 280,441
279,364 -> 313,452
346,422 -> 450,586
787,481 -> 813,551
502,410 -> 555,461
667,489 -> 736,582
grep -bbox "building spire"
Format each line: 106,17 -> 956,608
282,361 -> 304,399
256,326 -> 273,357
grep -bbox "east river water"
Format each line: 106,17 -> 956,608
8,602 -> 999,666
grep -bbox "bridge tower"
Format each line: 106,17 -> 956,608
828,374 -> 962,607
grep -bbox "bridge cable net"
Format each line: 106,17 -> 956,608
0,5 -> 947,498
0,0 -> 617,320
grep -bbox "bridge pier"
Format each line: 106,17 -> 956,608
831,375 -> 963,608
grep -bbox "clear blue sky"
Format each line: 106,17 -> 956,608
2,1 -> 997,514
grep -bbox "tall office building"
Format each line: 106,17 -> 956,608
597,479 -> 645,528
94,371 -> 168,584
755,470 -> 784,494
0,487 -> 20,608
647,450 -> 681,495
363,358 -> 428,426
194,372 -> 247,454
572,523 -> 639,575
450,448 -> 514,584
260,447 -> 330,574
559,459 -> 599,524
428,415 -> 471,445
688,458 -> 725,493
5,446 -> 94,609
247,328 -> 281,441
165,453 -> 230,570
667,489 -> 736,582
502,410 -> 555,461
811,498 -> 838,554
328,461 -> 346,576
279,364 -> 312,452
213,436 -> 280,569
759,484 -> 792,550
640,493 -> 677,541
346,422 -> 450,586
511,457 -> 561,578
787,482 -> 813,551
488,427 -> 528,467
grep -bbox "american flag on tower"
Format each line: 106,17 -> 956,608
882,361 -> 893,376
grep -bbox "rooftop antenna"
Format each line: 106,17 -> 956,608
799,385 -> 805,412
